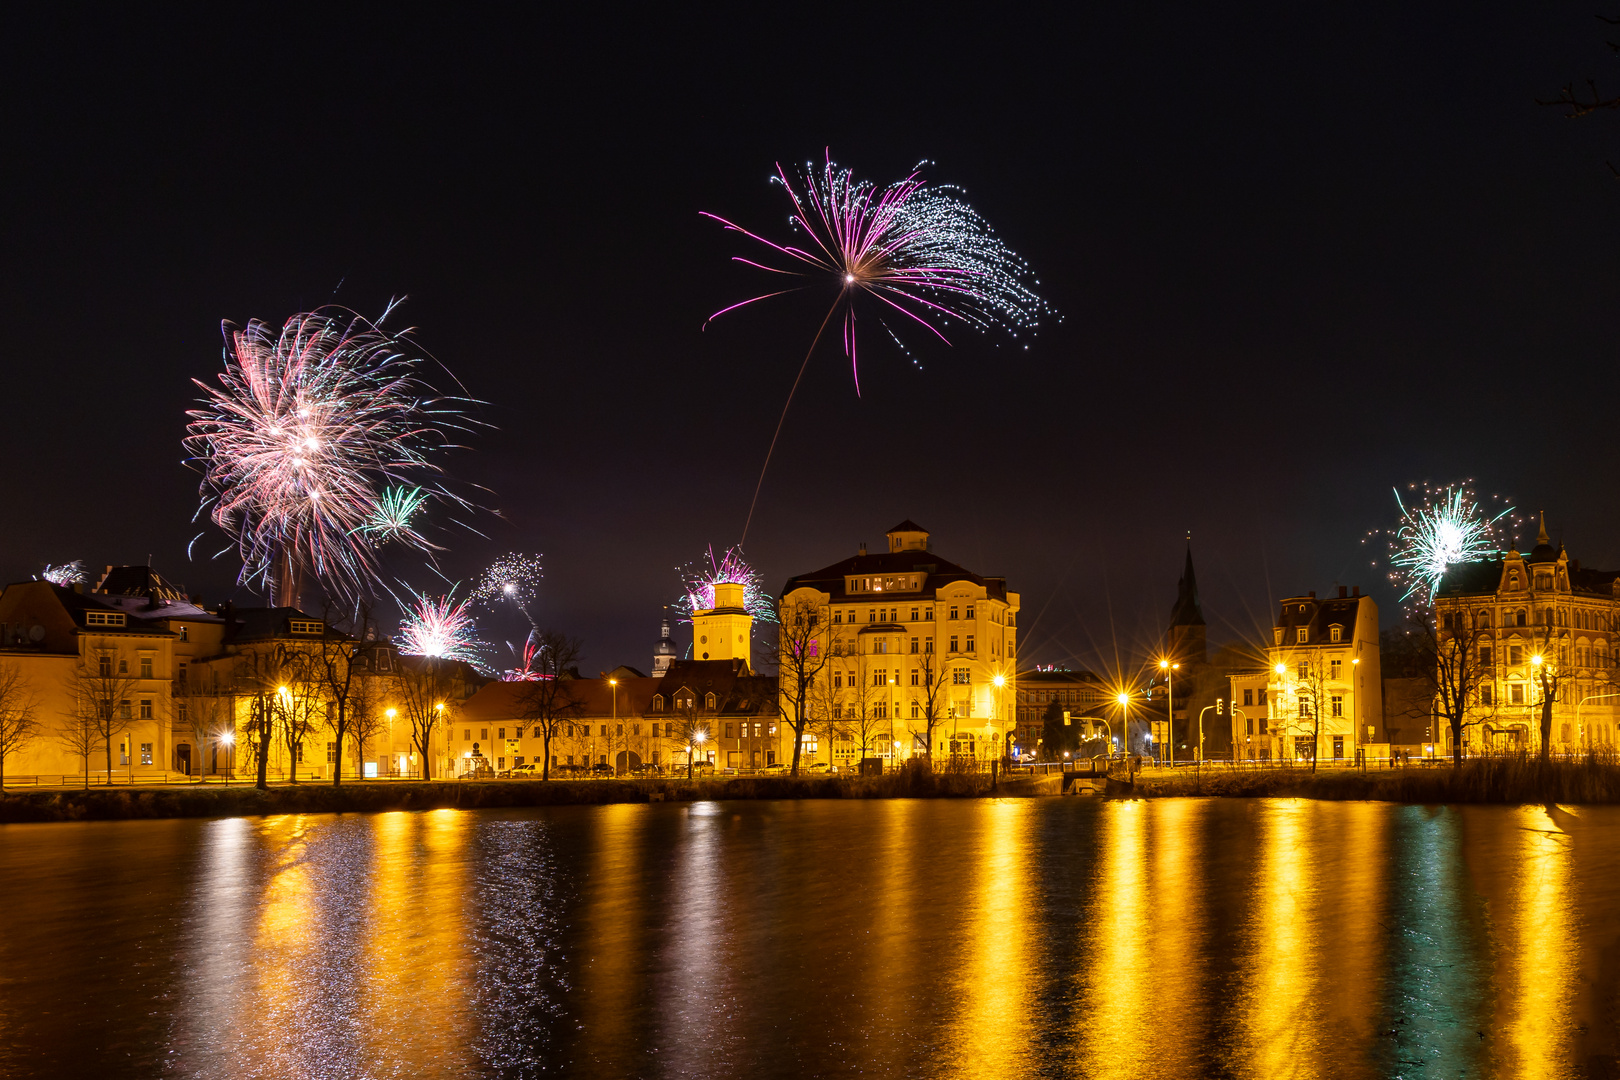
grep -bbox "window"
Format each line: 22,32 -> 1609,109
652,695 -> 664,711
953,667 -> 971,685
1509,645 -> 1523,666
911,701 -> 920,718
965,635 -> 975,652
464,729 -> 471,741
706,693 -> 716,709
289,620 -> 322,635
327,741 -> 337,763
1516,610 -> 1526,627
833,610 -> 842,624
1330,696 -> 1343,718
1510,683 -> 1525,705
1274,629 -> 1283,645
1297,662 -> 1309,680
498,727 -> 506,740
910,668 -> 919,686
965,604 -> 975,619
600,724 -> 609,737
725,723 -> 735,739
925,637 -> 934,653
118,659 -> 128,674
139,699 -> 152,720
1329,626 -> 1342,643
177,701 -> 188,724
140,743 -> 153,766
1296,628 -> 1308,644
833,671 -> 843,688
832,704 -> 842,719
868,609 -> 877,623
1258,689 -> 1267,705
85,611 -> 125,627
1480,684 -> 1494,706
1330,659 -> 1341,681
1479,610 -> 1492,628
950,636 -> 959,652
616,723 -> 624,736
1480,646 -> 1493,667
176,662 -> 187,684
119,700 -> 132,720
910,607 -> 919,621
98,654 -> 112,677
633,723 -> 641,736
950,606 -> 959,621
909,637 -> 919,654
876,640 -> 887,655
924,609 -> 933,621
1243,689 -> 1254,707
873,669 -> 886,687
480,728 -> 489,741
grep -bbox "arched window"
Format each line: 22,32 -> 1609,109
1478,609 -> 1492,628
705,692 -> 717,710
652,695 -> 664,712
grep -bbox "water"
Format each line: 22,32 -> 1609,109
1,798 -> 1617,1079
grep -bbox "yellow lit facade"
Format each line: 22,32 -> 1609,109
1262,586 -> 1383,764
778,521 -> 1020,765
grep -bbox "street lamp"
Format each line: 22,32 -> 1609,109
220,729 -> 234,786
1157,659 -> 1179,767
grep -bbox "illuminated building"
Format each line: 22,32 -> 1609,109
651,610 -> 677,676
1259,586 -> 1383,764
1433,513 -> 1620,754
777,521 -> 1020,766
1013,668 -> 1110,759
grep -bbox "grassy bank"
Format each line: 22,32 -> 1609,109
1121,756 -> 1620,803
0,765 -> 995,823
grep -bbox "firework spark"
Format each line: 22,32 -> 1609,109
358,486 -> 434,547
501,633 -> 548,681
705,153 -> 1051,540
183,303 -> 480,606
673,545 -> 777,624
40,560 -> 87,586
472,553 -> 545,611
396,589 -> 484,664
1384,483 -> 1517,605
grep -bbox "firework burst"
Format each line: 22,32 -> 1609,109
1378,482 -> 1518,606
472,553 -> 545,612
396,589 -> 485,665
705,153 -> 1051,540
40,560 -> 87,587
501,633 -> 548,681
673,545 -> 777,624
183,303 -> 481,606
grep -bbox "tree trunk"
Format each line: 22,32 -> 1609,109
1540,694 -> 1554,762
332,703 -> 345,787
105,734 -> 114,783
1452,716 -> 1463,768
541,730 -> 550,781
256,707 -> 270,790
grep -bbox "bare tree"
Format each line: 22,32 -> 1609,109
63,640 -> 138,783
775,596 -> 834,776
393,656 -> 462,779
514,631 -> 585,781
310,604 -> 377,786
0,663 -> 41,788
345,660 -> 387,779
806,665 -> 850,770
1401,611 -> 1497,767
277,654 -> 323,784
1530,621 -> 1569,762
173,670 -> 228,780
672,694 -> 711,779
911,644 -> 951,760
238,643 -> 303,790
840,655 -> 886,766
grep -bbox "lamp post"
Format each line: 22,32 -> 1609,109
1274,663 -> 1291,765
1158,659 -> 1179,767
385,707 -> 397,778
1577,691 -> 1620,751
609,677 -> 619,774
220,729 -> 234,786
1230,708 -> 1247,767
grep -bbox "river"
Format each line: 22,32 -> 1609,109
0,798 -> 1616,1079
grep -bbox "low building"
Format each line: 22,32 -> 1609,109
1014,667 -> 1112,758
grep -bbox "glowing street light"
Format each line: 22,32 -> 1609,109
1157,658 -> 1179,767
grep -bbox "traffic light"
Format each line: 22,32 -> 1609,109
1216,698 -> 1224,715
1063,710 -> 1071,726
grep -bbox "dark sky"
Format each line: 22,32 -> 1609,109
4,4 -> 1619,675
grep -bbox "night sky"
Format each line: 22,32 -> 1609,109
5,4 -> 1619,675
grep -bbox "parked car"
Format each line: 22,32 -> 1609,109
501,762 -> 542,778
631,763 -> 663,777
591,762 -> 615,776
805,762 -> 835,774
760,762 -> 789,775
688,760 -> 716,775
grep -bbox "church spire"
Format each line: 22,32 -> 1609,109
1536,510 -> 1549,548
1166,540 -> 1207,664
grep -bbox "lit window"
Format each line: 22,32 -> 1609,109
139,699 -> 152,720
140,657 -> 153,679
1296,628 -> 1307,644
85,611 -> 126,627
1331,696 -> 1343,718
1329,626 -> 1342,643
289,620 -> 323,635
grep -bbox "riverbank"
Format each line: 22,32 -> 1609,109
1116,756 -> 1620,803
0,767 -> 997,823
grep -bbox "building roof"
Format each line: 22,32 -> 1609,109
1019,668 -> 1104,686
781,549 -> 1008,603
1274,594 -> 1366,635
222,606 -> 332,643
887,519 -> 928,535
1168,544 -> 1205,628
93,565 -> 192,603
656,659 -> 778,716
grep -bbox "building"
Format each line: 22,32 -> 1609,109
1258,585 -> 1383,764
777,520 -> 1020,766
651,611 -> 677,676
0,564 -> 482,783
1225,669 -> 1272,761
1433,514 -> 1620,755
1014,667 -> 1112,759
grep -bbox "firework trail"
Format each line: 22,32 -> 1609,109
704,152 -> 1051,541
502,633 -> 547,681
672,545 -> 777,624
1379,482 -> 1517,607
184,303 -> 482,607
40,560 -> 87,586
396,588 -> 485,665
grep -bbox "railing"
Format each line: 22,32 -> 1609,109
2,768 -> 330,789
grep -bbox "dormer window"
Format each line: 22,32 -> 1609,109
1274,629 -> 1283,645
705,692 -> 717,710
85,611 -> 125,627
1296,628 -> 1308,644
1329,625 -> 1342,643
652,695 -> 664,712
289,620 -> 322,635
1509,571 -> 1520,589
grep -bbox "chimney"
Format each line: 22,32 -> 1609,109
1308,590 -> 1316,599
1338,586 -> 1347,598
1352,586 -> 1360,597
858,542 -> 867,556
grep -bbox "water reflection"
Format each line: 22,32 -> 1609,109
3,799 -> 1620,1078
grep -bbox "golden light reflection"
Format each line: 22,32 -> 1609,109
944,799 -> 1032,1078
1144,799 -> 1203,1077
1076,799 -> 1147,1080
1494,804 -> 1574,1079
1318,803 -> 1386,1052
576,803 -> 646,1073
1234,800 -> 1322,1080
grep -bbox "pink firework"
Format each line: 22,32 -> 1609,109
673,545 -> 777,624
184,304 -> 480,607
396,589 -> 484,664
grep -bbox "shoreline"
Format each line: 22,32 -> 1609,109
4,758 -> 1618,822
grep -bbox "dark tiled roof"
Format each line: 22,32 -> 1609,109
1436,560 -> 1503,597
655,659 -> 778,716
1274,596 -> 1364,633
887,519 -> 928,534
224,607 -> 331,643
94,565 -> 191,602
781,550 -> 1007,603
